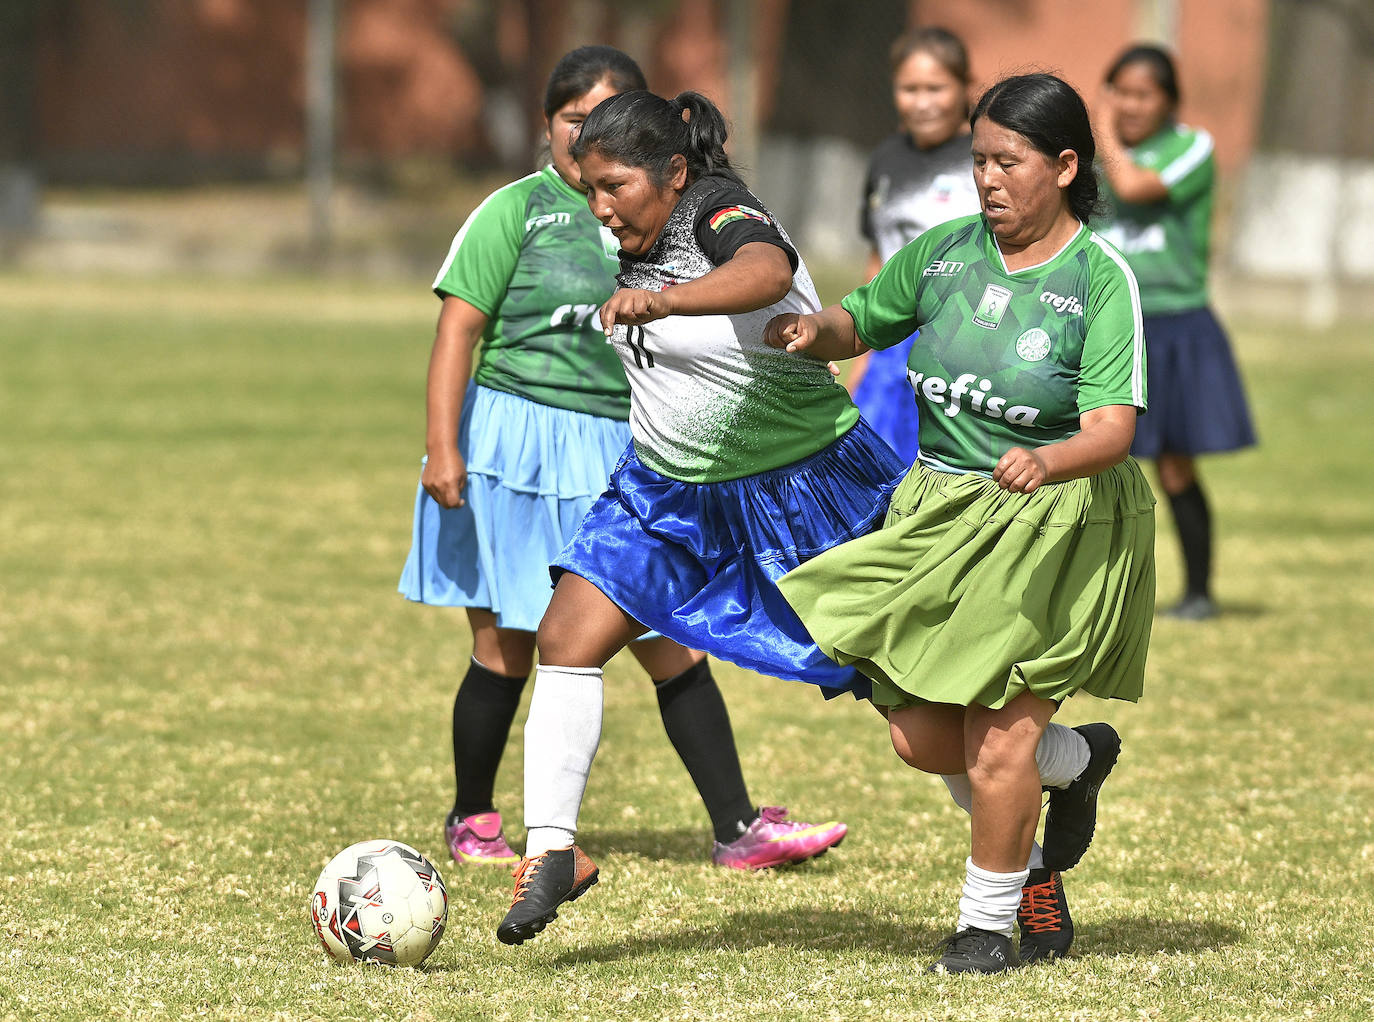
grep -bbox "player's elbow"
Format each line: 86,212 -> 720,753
740,243 -> 795,306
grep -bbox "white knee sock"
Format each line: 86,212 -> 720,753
941,774 -> 1044,869
956,858 -> 1029,937
1035,722 -> 1090,790
523,665 -> 604,859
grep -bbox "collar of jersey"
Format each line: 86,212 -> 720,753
984,218 -> 1086,277
542,163 -> 588,203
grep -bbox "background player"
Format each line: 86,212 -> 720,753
847,26 -> 982,463
1095,43 -> 1256,620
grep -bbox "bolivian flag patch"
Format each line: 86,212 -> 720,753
708,205 -> 769,232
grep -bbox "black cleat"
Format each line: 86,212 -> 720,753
1042,722 -> 1120,871
495,845 -> 599,946
1017,868 -> 1073,963
927,927 -> 1018,974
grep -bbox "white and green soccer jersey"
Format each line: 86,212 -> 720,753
432,164 -> 629,419
841,214 -> 1145,476
610,176 -> 858,483
1098,122 -> 1215,316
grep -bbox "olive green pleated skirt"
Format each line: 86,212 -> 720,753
777,459 -> 1157,710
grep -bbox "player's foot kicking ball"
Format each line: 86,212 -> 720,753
1042,722 -> 1120,871
927,927 -> 1018,974
445,811 -> 519,865
495,846 -> 599,945
1017,868 -> 1073,963
710,806 -> 847,869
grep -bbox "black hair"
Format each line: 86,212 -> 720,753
542,45 -> 647,120
1105,43 -> 1181,107
570,90 -> 744,188
970,72 -> 1101,223
889,26 -> 970,84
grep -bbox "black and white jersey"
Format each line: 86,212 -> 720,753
606,175 -> 857,483
861,131 -> 980,263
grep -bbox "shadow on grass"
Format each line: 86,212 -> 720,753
1086,915 -> 1243,956
535,913 -> 1243,968
549,906 -> 948,965
1155,600 -> 1268,620
581,828 -> 725,863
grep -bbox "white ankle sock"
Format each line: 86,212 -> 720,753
1036,722 -> 1090,790
956,858 -> 1029,937
523,665 -> 603,859
941,773 -> 1044,869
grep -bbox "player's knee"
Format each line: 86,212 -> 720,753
534,610 -> 578,666
966,728 -> 1035,787
889,723 -> 946,773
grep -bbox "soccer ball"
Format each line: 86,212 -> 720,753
310,840 -> 448,967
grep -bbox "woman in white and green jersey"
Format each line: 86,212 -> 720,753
495,88 -> 909,947
400,47 -> 845,878
1097,44 -> 1256,621
769,73 -> 1156,974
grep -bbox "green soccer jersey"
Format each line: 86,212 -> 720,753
1098,123 -> 1215,316
431,164 -> 629,419
841,214 -> 1145,476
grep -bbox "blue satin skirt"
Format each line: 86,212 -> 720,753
551,419 -> 907,699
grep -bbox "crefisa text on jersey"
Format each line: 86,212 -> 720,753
1039,290 -> 1084,316
906,370 -> 1043,425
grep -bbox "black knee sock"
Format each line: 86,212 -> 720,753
451,658 -> 529,821
654,660 -> 756,844
1168,481 -> 1212,599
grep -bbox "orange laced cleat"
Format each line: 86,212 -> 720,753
1017,867 -> 1073,963
495,846 -> 599,946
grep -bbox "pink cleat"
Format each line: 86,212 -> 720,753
445,811 -> 519,865
711,806 -> 847,870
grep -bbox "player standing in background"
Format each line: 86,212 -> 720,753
847,27 -> 982,464
1096,44 -> 1256,620
495,88 -> 910,946
400,46 -> 845,875
770,73 -> 1155,973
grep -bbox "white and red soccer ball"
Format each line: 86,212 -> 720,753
311,840 -> 448,967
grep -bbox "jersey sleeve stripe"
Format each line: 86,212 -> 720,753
1088,233 -> 1147,408
1158,128 -> 1214,188
431,171 -> 543,292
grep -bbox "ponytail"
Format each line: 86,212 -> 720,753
572,89 -> 743,188
673,92 -> 741,184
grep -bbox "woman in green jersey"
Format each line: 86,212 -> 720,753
400,46 -> 844,875
767,73 -> 1156,974
1097,44 -> 1256,621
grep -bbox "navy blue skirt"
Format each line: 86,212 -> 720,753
551,419 -> 907,699
852,337 -> 920,466
1132,307 -> 1256,458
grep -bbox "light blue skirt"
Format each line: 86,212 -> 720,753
852,336 -> 920,466
398,386 -> 631,633
551,420 -> 908,699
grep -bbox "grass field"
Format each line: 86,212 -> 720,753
2,271 -> 1372,1021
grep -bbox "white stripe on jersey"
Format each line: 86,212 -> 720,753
1088,232 -> 1147,409
1159,128 -> 1214,189
431,170 -> 543,290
